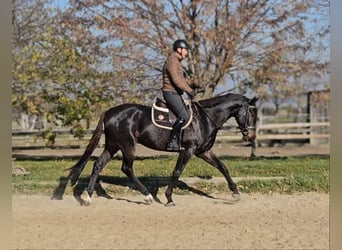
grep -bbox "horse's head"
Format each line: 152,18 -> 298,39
235,96 -> 258,142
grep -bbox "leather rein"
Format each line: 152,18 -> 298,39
193,100 -> 256,134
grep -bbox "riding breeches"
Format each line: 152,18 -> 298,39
163,91 -> 190,122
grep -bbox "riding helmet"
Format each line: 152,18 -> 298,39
173,39 -> 190,51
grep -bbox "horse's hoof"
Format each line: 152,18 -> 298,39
232,193 -> 240,201
165,201 -> 176,207
144,194 -> 154,204
80,191 -> 92,206
81,200 -> 91,206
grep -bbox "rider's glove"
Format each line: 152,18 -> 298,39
188,90 -> 196,99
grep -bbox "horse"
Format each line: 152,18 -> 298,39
67,93 -> 258,206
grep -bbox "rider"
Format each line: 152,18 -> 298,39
162,39 -> 196,151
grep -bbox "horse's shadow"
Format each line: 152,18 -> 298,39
51,175 -> 218,205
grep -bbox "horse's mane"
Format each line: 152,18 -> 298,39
198,93 -> 248,109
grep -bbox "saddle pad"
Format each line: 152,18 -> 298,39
151,101 -> 193,130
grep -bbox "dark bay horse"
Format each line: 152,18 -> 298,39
68,93 -> 258,206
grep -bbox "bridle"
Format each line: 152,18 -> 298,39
192,101 -> 256,133
239,105 -> 257,137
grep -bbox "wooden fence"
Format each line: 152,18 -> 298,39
217,121 -> 329,146
12,121 -> 330,149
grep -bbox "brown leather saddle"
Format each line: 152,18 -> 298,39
151,98 -> 193,130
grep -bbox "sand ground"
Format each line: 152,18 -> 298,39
12,144 -> 329,250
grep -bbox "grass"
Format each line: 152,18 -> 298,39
12,155 -> 329,196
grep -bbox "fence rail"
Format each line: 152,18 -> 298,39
257,122 -> 330,129
12,121 -> 330,149
256,122 -> 329,145
216,121 -> 329,145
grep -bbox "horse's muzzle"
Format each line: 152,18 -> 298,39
247,129 -> 256,141
242,127 -> 256,141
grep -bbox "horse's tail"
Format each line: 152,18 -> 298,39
68,111 -> 106,186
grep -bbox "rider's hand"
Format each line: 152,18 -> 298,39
188,90 -> 196,99
189,83 -> 197,88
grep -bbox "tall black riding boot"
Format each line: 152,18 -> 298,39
166,118 -> 185,151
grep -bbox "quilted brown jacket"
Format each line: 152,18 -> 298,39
162,52 -> 193,94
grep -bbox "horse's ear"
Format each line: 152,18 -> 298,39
248,96 -> 258,106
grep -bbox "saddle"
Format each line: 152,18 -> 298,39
151,98 -> 193,130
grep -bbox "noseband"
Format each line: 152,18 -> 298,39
240,105 -> 257,136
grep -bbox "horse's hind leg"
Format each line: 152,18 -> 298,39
80,146 -> 118,206
120,147 -> 153,204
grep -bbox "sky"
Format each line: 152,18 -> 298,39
51,0 -> 70,10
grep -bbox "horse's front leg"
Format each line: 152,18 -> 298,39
196,150 -> 240,200
165,149 -> 193,206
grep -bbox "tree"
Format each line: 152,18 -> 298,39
241,0 -> 330,113
12,0 -> 329,134
12,0 -> 113,136
64,0 -> 329,101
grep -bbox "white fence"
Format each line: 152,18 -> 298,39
216,117 -> 329,146
12,123 -> 330,149
12,114 -> 330,148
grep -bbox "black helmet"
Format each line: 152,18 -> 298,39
173,39 -> 190,51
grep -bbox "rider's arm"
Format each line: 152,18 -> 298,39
166,54 -> 194,95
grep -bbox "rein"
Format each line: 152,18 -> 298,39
193,101 -> 221,129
